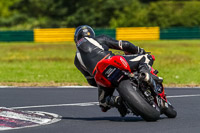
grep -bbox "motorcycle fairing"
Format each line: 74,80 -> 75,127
94,56 -> 131,88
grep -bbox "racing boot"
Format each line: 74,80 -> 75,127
99,102 -> 111,112
106,96 -> 128,117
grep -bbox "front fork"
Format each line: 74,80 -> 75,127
155,85 -> 171,113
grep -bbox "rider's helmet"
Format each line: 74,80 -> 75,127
74,25 -> 95,43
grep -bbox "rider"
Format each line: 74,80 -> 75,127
74,25 -> 163,117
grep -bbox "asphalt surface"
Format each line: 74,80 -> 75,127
0,86 -> 200,133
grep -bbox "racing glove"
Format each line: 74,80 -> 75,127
138,48 -> 146,54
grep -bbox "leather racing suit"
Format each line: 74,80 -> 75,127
74,35 -> 154,112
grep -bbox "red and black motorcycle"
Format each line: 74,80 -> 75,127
94,53 -> 177,121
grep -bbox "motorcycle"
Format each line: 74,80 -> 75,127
94,53 -> 177,121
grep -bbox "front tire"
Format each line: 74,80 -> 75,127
117,80 -> 160,121
164,104 -> 177,118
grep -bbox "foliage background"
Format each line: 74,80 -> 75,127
0,0 -> 200,30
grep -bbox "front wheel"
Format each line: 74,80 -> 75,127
117,79 -> 160,121
164,103 -> 177,118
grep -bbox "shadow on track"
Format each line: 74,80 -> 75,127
62,116 -> 144,122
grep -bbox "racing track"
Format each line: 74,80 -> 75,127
0,86 -> 200,133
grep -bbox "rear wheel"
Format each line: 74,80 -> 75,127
117,79 -> 160,121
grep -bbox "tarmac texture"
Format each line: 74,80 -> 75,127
0,87 -> 200,133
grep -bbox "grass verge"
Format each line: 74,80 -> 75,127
0,40 -> 199,87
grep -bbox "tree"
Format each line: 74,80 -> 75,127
109,0 -> 148,27
0,0 -> 200,29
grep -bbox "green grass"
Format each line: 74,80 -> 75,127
0,42 -> 87,85
135,40 -> 200,85
0,40 -> 199,86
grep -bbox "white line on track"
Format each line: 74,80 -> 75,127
11,94 -> 200,110
11,102 -> 99,109
167,94 -> 200,98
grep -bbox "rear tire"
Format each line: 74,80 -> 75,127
117,80 -> 160,121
